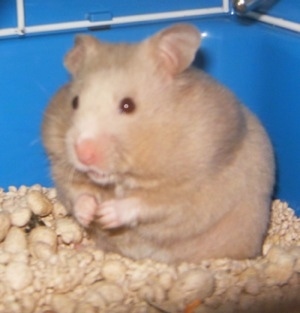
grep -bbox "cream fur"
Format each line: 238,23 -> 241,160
42,24 -> 275,263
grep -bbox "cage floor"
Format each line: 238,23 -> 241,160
0,185 -> 299,313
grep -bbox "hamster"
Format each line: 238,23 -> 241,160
42,24 -> 275,264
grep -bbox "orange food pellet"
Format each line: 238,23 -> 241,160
184,299 -> 202,313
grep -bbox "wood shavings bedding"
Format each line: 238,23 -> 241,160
0,185 -> 299,313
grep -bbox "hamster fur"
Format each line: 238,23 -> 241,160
42,24 -> 275,263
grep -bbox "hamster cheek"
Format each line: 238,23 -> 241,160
96,198 -> 141,229
73,194 -> 98,228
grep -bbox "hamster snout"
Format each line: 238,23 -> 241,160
74,137 -> 105,167
69,131 -> 119,185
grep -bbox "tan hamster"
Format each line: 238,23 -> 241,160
42,24 -> 275,263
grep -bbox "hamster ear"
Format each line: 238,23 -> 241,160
147,24 -> 201,75
64,35 -> 99,76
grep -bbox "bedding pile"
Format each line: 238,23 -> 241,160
0,185 -> 299,313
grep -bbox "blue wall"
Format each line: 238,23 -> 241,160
0,6 -> 300,213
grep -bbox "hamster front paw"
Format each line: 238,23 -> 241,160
96,198 -> 140,229
73,194 -> 98,227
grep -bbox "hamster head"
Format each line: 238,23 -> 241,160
64,24 -> 201,187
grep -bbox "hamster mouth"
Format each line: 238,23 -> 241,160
87,169 -> 116,186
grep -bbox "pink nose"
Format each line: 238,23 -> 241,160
75,138 -> 98,166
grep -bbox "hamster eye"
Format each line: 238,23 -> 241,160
72,96 -> 79,110
119,97 -> 136,114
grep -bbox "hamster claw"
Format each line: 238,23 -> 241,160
73,194 -> 98,227
97,198 -> 140,229
97,200 -> 123,229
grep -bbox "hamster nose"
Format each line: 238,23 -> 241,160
75,138 -> 98,166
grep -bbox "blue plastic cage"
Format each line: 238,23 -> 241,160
0,0 -> 299,215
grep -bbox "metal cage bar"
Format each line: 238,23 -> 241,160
0,0 -> 229,38
0,0 -> 299,38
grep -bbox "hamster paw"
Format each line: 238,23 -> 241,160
73,194 -> 98,227
97,198 -> 140,229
